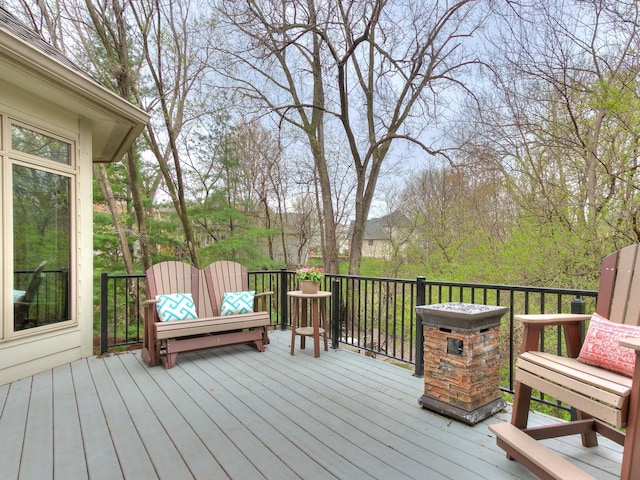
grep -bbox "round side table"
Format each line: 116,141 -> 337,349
288,290 -> 331,357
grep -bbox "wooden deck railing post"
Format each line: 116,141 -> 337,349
414,276 -> 426,377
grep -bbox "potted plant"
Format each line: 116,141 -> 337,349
296,266 -> 324,294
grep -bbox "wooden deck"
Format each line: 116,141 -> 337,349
0,330 -> 623,479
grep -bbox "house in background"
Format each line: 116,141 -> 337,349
0,8 -> 148,385
351,211 -> 412,260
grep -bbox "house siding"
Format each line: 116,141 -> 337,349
0,86 -> 91,385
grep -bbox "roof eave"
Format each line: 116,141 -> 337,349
0,29 -> 149,163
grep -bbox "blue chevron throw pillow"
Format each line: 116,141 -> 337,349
155,293 -> 198,322
221,290 -> 255,315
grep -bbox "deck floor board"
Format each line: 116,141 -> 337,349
22,371 -> 54,479
1,376 -> 30,479
0,330 -> 623,480
52,364 -> 87,479
70,358 -> 122,480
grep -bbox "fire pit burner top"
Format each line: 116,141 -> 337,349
416,302 -> 508,330
426,302 -> 497,314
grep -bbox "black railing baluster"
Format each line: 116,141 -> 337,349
100,272 -> 109,354
279,268 -> 288,331
331,279 -> 340,349
414,276 -> 426,377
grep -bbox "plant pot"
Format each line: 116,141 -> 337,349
300,280 -> 320,294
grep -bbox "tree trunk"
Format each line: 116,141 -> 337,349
124,147 -> 152,271
94,164 -> 135,273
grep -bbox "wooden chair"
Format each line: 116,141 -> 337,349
490,244 -> 640,480
14,261 -> 47,330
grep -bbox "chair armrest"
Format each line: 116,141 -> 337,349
516,313 -> 591,356
254,291 -> 274,312
620,337 -> 640,351
514,313 -> 591,326
142,299 -> 160,319
255,291 -> 274,298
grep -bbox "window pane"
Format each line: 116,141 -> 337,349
13,165 -> 70,330
11,124 -> 71,165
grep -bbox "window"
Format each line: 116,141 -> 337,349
7,120 -> 73,332
11,124 -> 71,165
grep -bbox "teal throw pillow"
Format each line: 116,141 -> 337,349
155,293 -> 198,322
221,291 -> 255,315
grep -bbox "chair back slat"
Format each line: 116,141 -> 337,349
597,244 -> 640,326
595,250 -> 618,319
203,261 -> 248,316
196,272 -> 215,318
145,261 -> 203,316
623,247 -> 640,325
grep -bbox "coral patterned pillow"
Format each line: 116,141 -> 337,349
577,313 -> 640,377
221,291 -> 255,315
155,293 -> 198,322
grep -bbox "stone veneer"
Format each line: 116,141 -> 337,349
417,303 -> 507,425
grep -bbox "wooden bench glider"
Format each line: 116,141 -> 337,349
490,244 -> 640,479
141,260 -> 271,369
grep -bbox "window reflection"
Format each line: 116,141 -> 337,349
13,165 -> 70,330
11,124 -> 71,165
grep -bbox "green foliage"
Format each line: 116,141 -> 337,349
94,211 -> 127,272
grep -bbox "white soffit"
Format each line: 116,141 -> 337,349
0,13 -> 149,163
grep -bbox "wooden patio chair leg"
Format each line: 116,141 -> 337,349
575,411 -> 598,447
621,355 -> 640,479
163,351 -> 177,369
142,307 -> 159,366
153,341 -> 162,366
262,326 -> 270,345
142,338 -> 159,366
510,322 -> 539,435
142,346 -> 153,366
559,322 -> 600,448
510,380 -> 533,430
290,298 -> 299,356
320,300 -> 328,352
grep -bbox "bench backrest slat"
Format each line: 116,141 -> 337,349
145,261 -> 204,317
203,261 -> 249,317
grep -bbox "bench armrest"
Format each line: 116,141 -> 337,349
255,291 -> 274,298
142,299 -> 160,325
254,291 -> 274,312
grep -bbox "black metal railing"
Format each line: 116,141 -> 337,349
98,269 -> 598,405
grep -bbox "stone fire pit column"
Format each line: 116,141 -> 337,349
415,302 -> 508,425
